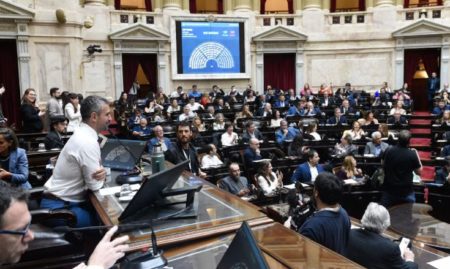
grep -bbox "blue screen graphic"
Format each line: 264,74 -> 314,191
181,22 -> 241,74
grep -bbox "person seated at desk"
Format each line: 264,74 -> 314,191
178,105 -> 196,122
327,107 -> 348,125
241,121 -> 264,144
304,101 -> 321,117
274,94 -> 289,108
192,116 -> 206,132
432,100 -> 449,117
379,123 -> 396,140
0,182 -> 130,268
288,134 -> 309,158
303,122 -> 321,141
201,144 -> 223,169
360,111 -> 379,126
270,110 -> 283,127
147,125 -> 172,153
275,120 -> 299,145
127,108 -> 144,128
166,98 -> 181,117
435,159 -> 450,185
218,163 -> 253,197
336,156 -> 363,180
287,99 -> 306,117
41,96 -> 110,227
256,103 -> 273,117
342,121 -> 366,140
334,134 -> 358,158
0,128 -> 31,190
340,99 -> 356,115
235,104 -> 253,121
221,123 -> 238,147
212,113 -> 226,131
188,84 -> 202,99
389,100 -> 407,116
165,122 -> 206,177
256,160 -> 283,197
186,97 -> 204,112
346,202 -> 418,269
44,115 -> 68,150
319,92 -> 335,107
299,172 -> 350,256
365,131 -> 389,157
387,111 -> 408,125
291,149 -> 325,183
436,110 -> 450,126
243,138 -> 262,168
131,118 -> 151,137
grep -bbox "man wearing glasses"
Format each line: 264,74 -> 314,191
0,182 -> 129,268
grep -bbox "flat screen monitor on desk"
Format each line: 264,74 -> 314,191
101,139 -> 147,171
119,160 -> 199,223
217,221 -> 269,269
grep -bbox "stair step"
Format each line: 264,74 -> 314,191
413,111 -> 431,116
421,166 -> 436,182
410,119 -> 432,125
410,138 -> 432,146
410,128 -> 431,135
418,151 -> 432,160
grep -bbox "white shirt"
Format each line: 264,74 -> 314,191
44,123 -> 104,202
178,112 -> 195,121
186,102 -> 204,111
167,105 -> 180,114
257,172 -> 280,196
270,118 -> 282,127
221,132 -> 238,147
309,163 -> 319,182
65,103 -> 82,132
201,154 -> 223,169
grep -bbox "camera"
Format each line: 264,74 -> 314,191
87,45 -> 102,55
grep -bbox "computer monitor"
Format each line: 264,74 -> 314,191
101,139 -> 147,171
119,160 -> 190,222
216,221 -> 269,269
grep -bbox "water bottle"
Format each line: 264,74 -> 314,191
151,143 -> 165,174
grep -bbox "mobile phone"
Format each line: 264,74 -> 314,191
399,237 -> 411,256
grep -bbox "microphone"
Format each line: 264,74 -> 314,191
53,222 -> 150,234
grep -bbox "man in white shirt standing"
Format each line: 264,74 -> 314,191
41,96 -> 111,227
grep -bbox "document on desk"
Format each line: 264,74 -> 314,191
284,183 -> 309,189
428,256 -> 450,269
99,184 -> 140,196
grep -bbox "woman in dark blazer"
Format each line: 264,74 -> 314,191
20,88 -> 44,133
0,128 -> 31,189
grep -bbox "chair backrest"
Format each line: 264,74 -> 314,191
332,166 -> 342,175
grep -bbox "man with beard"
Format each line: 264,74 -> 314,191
47,87 -> 64,122
41,96 -> 111,227
219,163 -> 252,197
165,121 -> 206,177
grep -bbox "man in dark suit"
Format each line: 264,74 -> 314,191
327,107 -> 348,125
387,111 -> 408,125
347,202 -> 418,269
435,159 -> 450,185
428,72 -> 440,108
319,92 -> 335,107
241,121 -> 264,144
243,138 -> 262,168
291,149 -> 325,183
256,103 -> 272,117
44,115 -> 67,150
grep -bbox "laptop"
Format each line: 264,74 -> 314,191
216,221 -> 269,269
118,160 -> 191,223
101,138 -> 147,171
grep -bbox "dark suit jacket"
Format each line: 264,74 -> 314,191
347,229 -> 418,269
291,162 -> 325,183
20,104 -> 43,133
165,142 -> 200,174
241,130 -> 264,144
44,131 -> 64,150
243,148 -> 262,168
327,115 -> 348,125
387,116 -> 408,125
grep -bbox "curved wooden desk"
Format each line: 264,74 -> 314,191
388,203 -> 450,249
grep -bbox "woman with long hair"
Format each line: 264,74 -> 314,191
256,160 -> 283,197
20,88 -> 44,133
64,93 -> 82,132
0,128 -> 31,189
270,109 -> 283,127
336,155 -> 363,180
342,121 -> 366,140
304,122 -> 321,140
192,116 -> 206,132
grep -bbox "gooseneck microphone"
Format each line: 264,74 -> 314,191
52,222 -> 151,234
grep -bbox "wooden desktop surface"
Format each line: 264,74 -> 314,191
164,222 -> 363,269
388,203 -> 450,250
89,168 -> 272,250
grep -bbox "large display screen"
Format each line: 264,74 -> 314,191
176,21 -> 245,75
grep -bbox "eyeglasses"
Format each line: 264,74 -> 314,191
0,222 -> 31,240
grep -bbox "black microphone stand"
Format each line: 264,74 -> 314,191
120,219 -> 168,269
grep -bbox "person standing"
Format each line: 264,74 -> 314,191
128,80 -> 140,106
64,93 -> 82,132
381,130 -> 422,208
47,87 -> 64,120
20,88 -> 44,133
428,72 -> 440,109
41,96 -> 111,227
